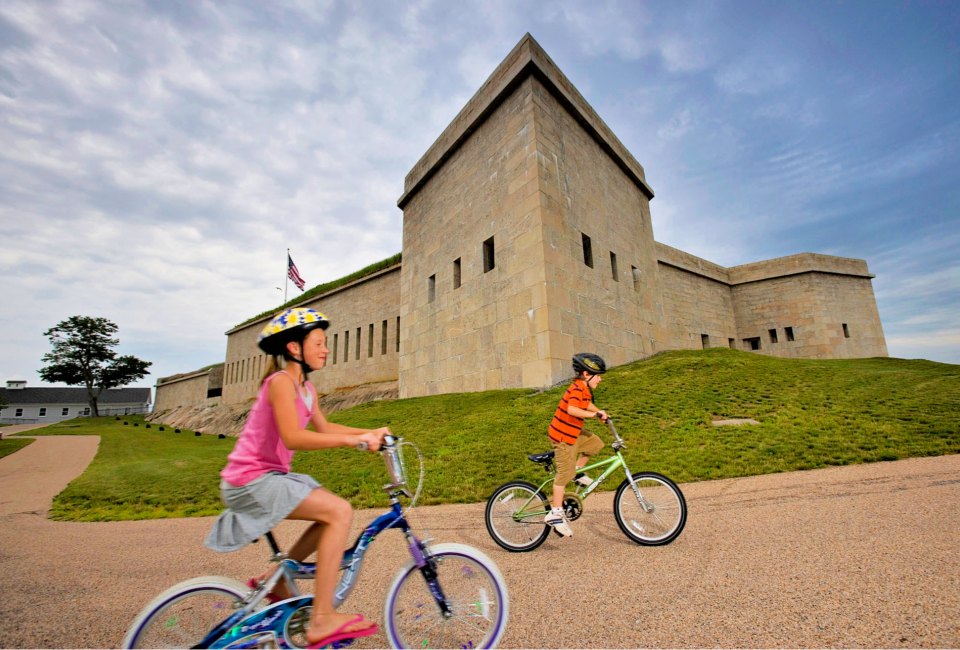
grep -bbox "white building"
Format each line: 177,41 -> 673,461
0,381 -> 152,424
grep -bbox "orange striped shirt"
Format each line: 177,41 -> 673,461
548,379 -> 593,444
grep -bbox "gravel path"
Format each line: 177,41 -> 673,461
0,429 -> 957,648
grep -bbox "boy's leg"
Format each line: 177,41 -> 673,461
550,440 -> 578,507
573,433 -> 604,484
575,432 -> 604,464
551,483 -> 566,510
546,440 -> 577,537
287,488 -> 375,642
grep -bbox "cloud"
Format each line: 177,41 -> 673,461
885,330 -> 960,364
657,108 -> 696,140
2,0 -> 958,392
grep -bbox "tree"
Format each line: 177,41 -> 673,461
39,316 -> 152,417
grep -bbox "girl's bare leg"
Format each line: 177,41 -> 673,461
288,522 -> 322,560
252,523 -> 322,600
287,488 -> 375,643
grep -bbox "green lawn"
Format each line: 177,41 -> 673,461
0,437 -> 34,459
27,349 -> 960,522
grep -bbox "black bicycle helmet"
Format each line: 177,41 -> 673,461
257,307 -> 330,357
572,352 -> 606,376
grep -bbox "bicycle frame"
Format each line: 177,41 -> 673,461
199,489 -> 449,647
514,420 -> 644,521
127,435 -> 510,649
525,450 -> 626,503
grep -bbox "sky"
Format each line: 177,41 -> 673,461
1,0 -> 958,395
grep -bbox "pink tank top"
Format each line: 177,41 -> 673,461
220,372 -> 316,486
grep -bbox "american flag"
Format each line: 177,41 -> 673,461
287,254 -> 306,291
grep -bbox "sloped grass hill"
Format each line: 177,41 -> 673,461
41,349 -> 960,521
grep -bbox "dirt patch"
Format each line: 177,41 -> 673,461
711,417 -> 760,426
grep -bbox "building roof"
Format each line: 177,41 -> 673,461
398,33 -> 654,209
0,386 -> 152,405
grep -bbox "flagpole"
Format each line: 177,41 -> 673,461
284,248 -> 289,304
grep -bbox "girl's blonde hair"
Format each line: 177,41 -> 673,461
261,354 -> 283,385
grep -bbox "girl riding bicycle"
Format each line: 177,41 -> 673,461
205,307 -> 389,649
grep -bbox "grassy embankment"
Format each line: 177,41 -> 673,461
24,348 -> 959,522
0,437 -> 34,459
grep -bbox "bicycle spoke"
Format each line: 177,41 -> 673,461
387,545 -> 507,649
485,481 -> 552,551
615,472 -> 687,545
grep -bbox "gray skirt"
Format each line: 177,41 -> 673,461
204,471 -> 321,553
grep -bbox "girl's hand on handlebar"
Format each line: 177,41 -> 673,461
357,428 -> 389,452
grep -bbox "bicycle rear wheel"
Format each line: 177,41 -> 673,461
484,480 -> 551,552
614,472 -> 687,545
121,576 -> 248,648
385,543 -> 509,649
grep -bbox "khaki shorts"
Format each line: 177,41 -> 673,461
552,432 -> 604,487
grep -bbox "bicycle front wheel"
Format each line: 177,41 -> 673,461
614,472 -> 687,545
122,576 -> 248,648
385,543 -> 509,649
484,480 -> 551,552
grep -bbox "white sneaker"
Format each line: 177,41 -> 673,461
544,509 -> 573,537
574,473 -> 592,488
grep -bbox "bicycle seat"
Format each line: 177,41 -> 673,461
527,451 -> 555,464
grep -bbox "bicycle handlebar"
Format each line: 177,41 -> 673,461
604,416 -> 626,445
355,433 -> 398,451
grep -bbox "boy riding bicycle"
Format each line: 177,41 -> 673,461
545,353 -> 608,537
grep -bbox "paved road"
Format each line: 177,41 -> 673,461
0,429 -> 957,648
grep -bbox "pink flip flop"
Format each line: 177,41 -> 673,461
306,615 -> 379,649
246,578 -> 281,605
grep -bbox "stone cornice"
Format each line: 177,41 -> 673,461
655,241 -> 875,286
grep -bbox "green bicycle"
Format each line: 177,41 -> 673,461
484,417 -> 687,551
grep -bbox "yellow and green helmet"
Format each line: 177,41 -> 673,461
258,307 -> 330,356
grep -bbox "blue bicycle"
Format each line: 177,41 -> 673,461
123,436 -> 509,648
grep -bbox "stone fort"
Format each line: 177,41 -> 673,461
154,34 -> 887,415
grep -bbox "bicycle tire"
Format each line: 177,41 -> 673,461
122,575 -> 250,648
613,472 -> 687,545
384,543 -> 509,649
484,480 -> 551,552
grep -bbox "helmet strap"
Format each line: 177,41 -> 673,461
283,338 -> 315,380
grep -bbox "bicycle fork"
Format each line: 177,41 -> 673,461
407,531 -> 453,619
621,463 -> 655,514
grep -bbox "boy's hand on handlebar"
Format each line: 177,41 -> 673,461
596,410 -> 609,422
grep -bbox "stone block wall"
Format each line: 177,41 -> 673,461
154,370 -> 213,412
651,247 -> 888,359
732,272 -> 887,358
397,35 -> 667,398
533,76 -> 665,381
222,265 -> 401,405
657,264 -> 737,351
399,77 -> 545,397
